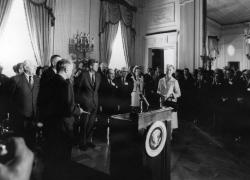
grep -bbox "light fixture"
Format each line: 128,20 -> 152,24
244,23 -> 250,44
244,23 -> 250,59
68,32 -> 94,68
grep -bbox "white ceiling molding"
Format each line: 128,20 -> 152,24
207,0 -> 250,25
179,0 -> 194,5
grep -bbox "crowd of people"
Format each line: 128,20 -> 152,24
1,55 -> 250,179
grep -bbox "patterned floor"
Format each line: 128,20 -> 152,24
70,122 -> 250,180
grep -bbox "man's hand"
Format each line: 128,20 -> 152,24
79,108 -> 90,114
0,138 -> 34,180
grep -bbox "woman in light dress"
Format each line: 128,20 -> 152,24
157,65 -> 181,130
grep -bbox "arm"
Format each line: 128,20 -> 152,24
173,80 -> 181,99
139,76 -> 144,93
0,138 -> 34,180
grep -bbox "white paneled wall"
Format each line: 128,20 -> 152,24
53,0 -> 100,60
208,21 -> 250,70
135,0 -> 203,72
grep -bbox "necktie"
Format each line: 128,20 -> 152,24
29,76 -> 32,85
91,74 -> 95,86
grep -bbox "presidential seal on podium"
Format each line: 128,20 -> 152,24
145,121 -> 167,157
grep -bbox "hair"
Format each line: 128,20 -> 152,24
108,68 -> 114,74
166,64 -> 175,71
88,59 -> 98,67
56,59 -> 72,73
50,54 -> 61,66
36,66 -> 43,76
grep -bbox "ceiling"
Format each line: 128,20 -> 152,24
207,0 -> 250,25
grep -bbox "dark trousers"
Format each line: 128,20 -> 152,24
80,106 -> 97,145
44,123 -> 73,162
12,114 -> 36,149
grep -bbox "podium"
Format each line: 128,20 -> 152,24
110,108 -> 172,180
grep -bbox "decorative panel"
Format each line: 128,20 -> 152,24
144,0 -> 179,33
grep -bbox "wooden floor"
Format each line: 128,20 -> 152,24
70,122 -> 250,180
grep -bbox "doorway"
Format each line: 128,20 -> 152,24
152,49 -> 164,73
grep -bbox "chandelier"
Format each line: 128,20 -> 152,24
69,32 -> 94,68
244,23 -> 250,44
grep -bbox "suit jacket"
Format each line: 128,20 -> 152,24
46,74 -> 80,132
75,71 -> 101,110
40,67 -> 56,86
37,67 -> 56,115
0,74 -> 10,114
9,73 -> 40,118
103,78 -> 119,113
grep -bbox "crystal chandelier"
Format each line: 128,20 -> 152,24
69,32 -> 94,68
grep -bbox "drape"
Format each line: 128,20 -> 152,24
99,0 -> 135,67
100,23 -> 119,65
24,0 -> 55,66
208,36 -> 219,59
0,0 -> 13,36
120,21 -> 135,66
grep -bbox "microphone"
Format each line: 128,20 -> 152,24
140,94 -> 150,110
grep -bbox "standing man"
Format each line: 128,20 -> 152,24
38,55 -> 62,122
75,59 -> 101,150
0,64 -> 10,119
45,59 -> 84,161
9,60 -> 40,148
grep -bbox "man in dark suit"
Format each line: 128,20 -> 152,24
75,59 -> 101,150
98,62 -> 108,114
45,59 -> 84,161
116,67 -> 133,113
0,65 -> 10,119
37,55 -> 62,122
103,69 -> 119,114
9,60 -> 40,148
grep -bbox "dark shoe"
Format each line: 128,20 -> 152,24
86,142 -> 96,148
79,144 -> 88,151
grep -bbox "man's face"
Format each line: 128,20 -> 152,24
122,70 -> 127,77
108,70 -> 115,80
92,63 -> 99,72
100,63 -> 106,71
23,61 -> 36,75
184,69 -> 189,76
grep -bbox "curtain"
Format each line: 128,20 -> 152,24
100,23 -> 119,65
24,0 -> 55,66
120,21 -> 135,66
0,0 -> 13,36
99,0 -> 135,66
208,36 -> 219,59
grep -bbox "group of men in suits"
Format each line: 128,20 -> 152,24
0,55 -> 103,161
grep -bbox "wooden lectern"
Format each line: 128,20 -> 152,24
110,108 -> 173,180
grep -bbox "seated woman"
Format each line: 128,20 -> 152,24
157,65 -> 181,130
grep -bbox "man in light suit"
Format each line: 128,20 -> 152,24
75,59 -> 101,150
9,60 -> 40,148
